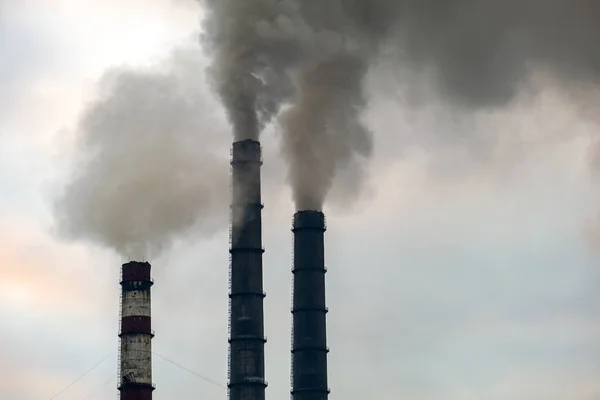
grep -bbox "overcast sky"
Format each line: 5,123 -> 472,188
2,1 -> 600,399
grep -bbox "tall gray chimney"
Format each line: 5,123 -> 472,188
228,139 -> 267,400
291,210 -> 330,400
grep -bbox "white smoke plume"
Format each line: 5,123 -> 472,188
201,0 -> 600,211
54,46 -> 230,260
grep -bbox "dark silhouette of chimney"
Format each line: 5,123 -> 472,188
291,210 -> 330,400
118,261 -> 155,400
228,139 -> 267,400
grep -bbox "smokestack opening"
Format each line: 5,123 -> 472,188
119,261 -> 155,400
292,210 -> 327,231
291,210 -> 330,399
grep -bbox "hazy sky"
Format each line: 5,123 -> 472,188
2,1 -> 600,399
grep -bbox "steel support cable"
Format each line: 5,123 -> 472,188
152,351 -> 226,389
49,353 -> 112,400
81,375 -> 114,400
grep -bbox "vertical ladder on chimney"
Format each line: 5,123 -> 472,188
117,265 -> 123,389
227,171 -> 233,398
228,245 -> 232,395
289,217 -> 295,399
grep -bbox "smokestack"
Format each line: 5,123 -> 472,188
291,210 -> 330,400
228,139 -> 267,400
118,261 -> 154,400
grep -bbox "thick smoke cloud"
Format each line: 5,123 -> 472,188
201,0 -> 296,141
201,0 -> 600,211
201,0 -> 385,210
387,0 -> 600,108
279,55 -> 372,210
54,46 -> 230,260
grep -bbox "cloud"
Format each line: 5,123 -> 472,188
0,219 -> 112,316
0,220 -> 120,400
2,1 -> 600,400
0,6 -> 78,128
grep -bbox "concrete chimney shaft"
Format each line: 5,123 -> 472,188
118,261 -> 154,400
291,210 -> 330,400
228,139 -> 267,400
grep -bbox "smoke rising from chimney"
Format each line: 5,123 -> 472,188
54,46 -> 230,260
201,0 -> 600,210
279,55 -> 372,211
201,0 -> 383,210
201,0 -> 296,141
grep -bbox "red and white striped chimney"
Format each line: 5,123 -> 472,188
118,261 -> 155,400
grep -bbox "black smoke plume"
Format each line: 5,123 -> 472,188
201,0 -> 600,210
